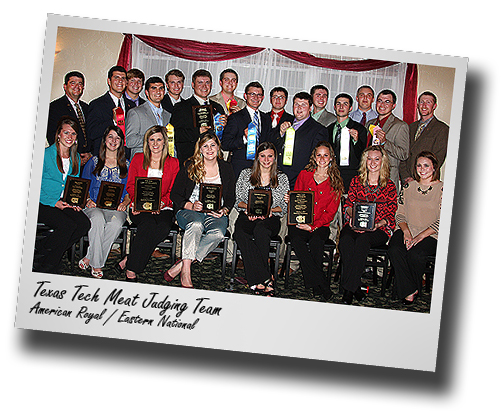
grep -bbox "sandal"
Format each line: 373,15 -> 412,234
91,268 -> 103,279
250,284 -> 264,295
78,258 -> 89,270
263,279 -> 275,297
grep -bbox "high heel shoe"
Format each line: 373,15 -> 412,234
354,289 -> 367,302
114,259 -> 126,275
342,289 -> 354,305
163,259 -> 182,283
163,270 -> 175,283
263,278 -> 275,297
402,290 -> 418,305
78,258 -> 89,270
91,268 -> 103,279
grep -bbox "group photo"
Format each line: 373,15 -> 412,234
31,24 -> 456,313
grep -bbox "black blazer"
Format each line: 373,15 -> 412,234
327,117 -> 367,191
46,95 -> 89,153
160,94 -> 183,114
170,96 -> 226,165
124,96 -> 146,109
277,116 -> 329,188
87,92 -> 135,155
221,107 -> 277,178
170,159 -> 236,214
265,110 -> 294,141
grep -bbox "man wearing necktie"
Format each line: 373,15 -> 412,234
327,93 -> 367,193
277,91 -> 329,189
46,71 -> 91,165
348,85 -> 378,126
126,76 -> 171,158
87,66 -> 134,156
399,91 -> 449,185
221,81 -> 275,179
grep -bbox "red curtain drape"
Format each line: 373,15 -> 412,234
273,49 -> 399,72
118,33 -> 265,65
117,34 -> 133,70
117,34 -> 418,122
403,63 -> 418,124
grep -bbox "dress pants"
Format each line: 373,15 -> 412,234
36,203 -> 91,273
83,207 -> 127,268
338,224 -> 388,293
288,225 -> 330,290
127,209 -> 174,274
387,229 -> 437,299
176,209 -> 228,262
233,212 -> 281,287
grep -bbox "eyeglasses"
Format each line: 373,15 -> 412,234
271,95 -> 286,100
247,93 -> 264,99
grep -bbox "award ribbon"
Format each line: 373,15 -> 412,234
166,123 -> 175,157
369,124 -> 381,145
340,127 -> 351,166
214,113 -> 224,139
113,107 -> 126,145
282,127 -> 296,166
246,122 -> 257,160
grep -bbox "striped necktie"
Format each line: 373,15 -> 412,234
360,112 -> 367,126
414,121 -> 427,141
253,110 -> 260,141
75,102 -> 87,146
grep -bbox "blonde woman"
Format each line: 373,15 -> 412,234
339,145 -> 397,304
164,132 -> 235,288
116,125 -> 179,281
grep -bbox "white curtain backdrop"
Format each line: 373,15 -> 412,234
131,37 -> 407,118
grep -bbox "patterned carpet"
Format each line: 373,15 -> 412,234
52,245 -> 432,313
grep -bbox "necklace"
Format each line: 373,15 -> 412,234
314,171 -> 328,184
417,184 -> 433,195
365,181 -> 380,196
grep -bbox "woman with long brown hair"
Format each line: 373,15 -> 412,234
34,117 -> 91,273
233,142 -> 289,296
339,145 -> 397,305
286,140 -> 344,301
79,125 -> 130,278
116,125 -> 179,281
388,151 -> 443,304
164,131 -> 235,288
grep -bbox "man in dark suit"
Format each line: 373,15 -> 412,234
221,81 -> 275,178
266,86 -> 294,140
46,71 -> 91,165
124,68 -> 146,108
400,91 -> 449,184
327,93 -> 367,192
161,69 -> 185,114
87,65 -> 134,156
278,92 -> 329,188
170,69 -> 227,165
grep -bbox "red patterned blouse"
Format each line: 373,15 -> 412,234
344,176 -> 397,237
